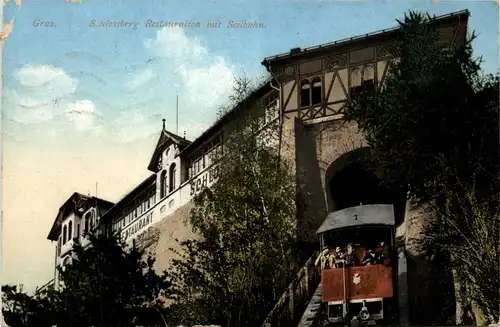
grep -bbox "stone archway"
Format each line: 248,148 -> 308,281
324,147 -> 406,221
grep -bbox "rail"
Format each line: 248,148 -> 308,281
262,251 -> 321,327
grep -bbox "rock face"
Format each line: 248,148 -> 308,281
404,201 -> 456,325
404,201 -> 433,260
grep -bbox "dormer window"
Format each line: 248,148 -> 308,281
300,76 -> 323,107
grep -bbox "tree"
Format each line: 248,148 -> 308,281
166,77 -> 300,327
54,232 -> 171,327
2,284 -> 58,327
343,11 -> 499,324
3,232 -> 171,327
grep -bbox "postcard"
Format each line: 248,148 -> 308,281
1,1 -> 498,326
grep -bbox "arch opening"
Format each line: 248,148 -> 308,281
325,148 -> 406,224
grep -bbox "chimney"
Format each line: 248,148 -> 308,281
183,130 -> 186,139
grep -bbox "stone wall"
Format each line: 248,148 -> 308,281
136,200 -> 196,274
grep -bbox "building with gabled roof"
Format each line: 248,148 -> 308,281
47,192 -> 114,289
44,9 -> 471,325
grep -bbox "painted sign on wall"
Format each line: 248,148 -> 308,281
190,165 -> 220,196
121,211 -> 153,241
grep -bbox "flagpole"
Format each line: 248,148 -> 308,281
176,95 -> 179,135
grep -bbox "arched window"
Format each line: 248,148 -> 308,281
160,170 -> 167,198
351,68 -> 362,88
63,225 -> 67,244
301,76 -> 323,107
84,213 -> 89,234
68,221 -> 73,240
350,66 -> 375,99
90,211 -> 95,230
169,163 -> 177,192
363,66 -> 374,81
300,80 -> 311,107
311,77 -> 322,105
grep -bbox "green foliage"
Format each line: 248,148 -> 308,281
3,232 -> 171,327
2,285 -> 58,327
54,232 -> 170,327
345,11 -> 499,203
343,11 -> 499,323
167,77 -> 299,327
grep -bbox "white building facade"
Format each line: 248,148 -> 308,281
45,80 -> 280,291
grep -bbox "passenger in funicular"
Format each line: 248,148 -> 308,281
316,240 -> 389,269
315,246 -> 333,269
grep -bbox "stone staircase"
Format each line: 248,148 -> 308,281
262,251 -> 321,327
296,283 -> 324,327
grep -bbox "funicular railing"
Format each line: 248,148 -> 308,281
262,251 -> 321,327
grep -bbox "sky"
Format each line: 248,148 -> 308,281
1,0 -> 498,293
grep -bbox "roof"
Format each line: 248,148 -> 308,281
100,174 -> 157,223
262,9 -> 470,68
178,78 -> 274,157
147,128 -> 191,172
316,204 -> 395,235
47,192 -> 114,241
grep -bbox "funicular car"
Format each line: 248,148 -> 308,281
316,204 -> 396,326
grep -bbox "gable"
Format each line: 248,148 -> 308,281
147,129 -> 191,173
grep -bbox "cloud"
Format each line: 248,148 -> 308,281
6,65 -> 78,124
145,27 -> 235,110
16,64 -> 77,90
125,67 -> 154,89
65,100 -> 96,131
